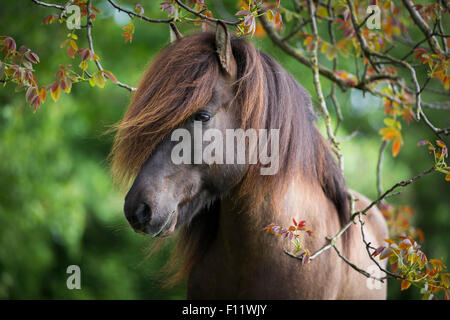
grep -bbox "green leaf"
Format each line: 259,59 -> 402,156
93,71 -> 105,88
70,39 -> 78,51
79,60 -> 88,72
321,42 -> 337,61
384,118 -> 401,129
0,62 -> 5,78
284,9 -> 293,22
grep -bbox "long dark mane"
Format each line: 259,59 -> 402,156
110,32 -> 350,284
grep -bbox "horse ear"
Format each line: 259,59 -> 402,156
169,22 -> 183,42
215,21 -> 236,78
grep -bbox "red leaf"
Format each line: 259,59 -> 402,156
102,70 -> 118,83
67,46 -> 75,59
60,78 -> 66,91
81,48 -> 90,61
51,81 -> 59,93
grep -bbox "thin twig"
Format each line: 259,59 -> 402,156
259,13 -> 349,91
282,18 -> 310,42
358,214 -> 404,280
346,0 -> 380,73
326,0 -> 343,137
421,87 -> 450,97
308,0 -> 343,172
30,0 -> 64,10
422,101 -> 450,111
174,0 -> 240,25
339,130 -> 359,142
88,0 -> 136,91
376,141 -> 387,199
332,243 -> 384,282
401,0 -> 443,55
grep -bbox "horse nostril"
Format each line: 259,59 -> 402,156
135,202 -> 152,225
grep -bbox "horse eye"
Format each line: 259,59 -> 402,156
193,111 -> 211,123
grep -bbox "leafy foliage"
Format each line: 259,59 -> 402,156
373,236 -> 449,300
417,139 -> 450,181
122,22 -> 135,43
265,219 -> 314,265
0,36 -> 42,111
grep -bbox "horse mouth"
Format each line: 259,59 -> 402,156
148,210 -> 178,238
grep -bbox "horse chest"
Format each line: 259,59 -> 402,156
186,233 -> 343,299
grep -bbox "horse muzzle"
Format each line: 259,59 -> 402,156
124,200 -> 178,237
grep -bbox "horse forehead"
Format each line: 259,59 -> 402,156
213,74 -> 234,104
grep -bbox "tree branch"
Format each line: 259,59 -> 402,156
107,0 -> 173,24
307,0 -> 343,171
357,165 -> 436,216
30,0 -> 64,10
285,166 -> 436,275
422,101 -> 450,111
326,0 -> 343,136
331,243 -> 385,282
401,0 -> 443,55
262,0 -> 447,143
358,214 -> 404,280
87,0 -> 136,91
346,0 -> 380,73
259,13 -> 349,91
376,141 -> 387,199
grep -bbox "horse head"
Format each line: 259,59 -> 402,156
121,23 -> 247,237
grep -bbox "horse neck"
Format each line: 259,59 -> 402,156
216,174 -> 340,264
186,173 -> 343,298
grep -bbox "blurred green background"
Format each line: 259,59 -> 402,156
0,0 -> 448,299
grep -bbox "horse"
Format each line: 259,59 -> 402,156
110,22 -> 388,299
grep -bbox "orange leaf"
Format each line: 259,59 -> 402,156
379,127 -> 398,141
39,87 -> 47,102
430,259 -> 445,267
401,280 -> 411,290
392,138 -> 402,157
391,262 -> 398,273
416,228 -> 425,242
383,132 -> 397,141
254,22 -> 265,37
